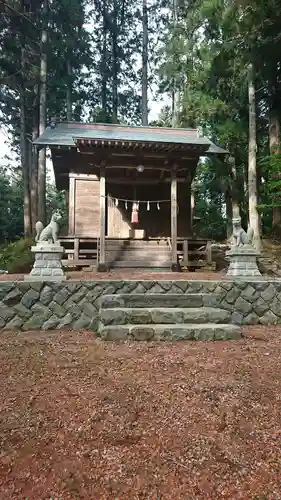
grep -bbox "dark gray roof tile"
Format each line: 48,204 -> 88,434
33,122 -> 227,154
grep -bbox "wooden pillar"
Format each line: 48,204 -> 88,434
65,189 -> 69,234
171,167 -> 179,271
183,239 -> 189,264
191,188 -> 195,230
74,237 -> 79,261
186,178 -> 194,236
68,174 -> 75,235
98,165 -> 107,271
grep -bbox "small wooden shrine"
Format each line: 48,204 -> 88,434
34,122 -> 227,270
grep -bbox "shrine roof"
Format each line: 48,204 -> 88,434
33,122 -> 228,155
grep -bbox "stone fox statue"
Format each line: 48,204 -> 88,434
35,211 -> 62,244
232,216 -> 254,247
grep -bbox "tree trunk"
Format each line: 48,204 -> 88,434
225,189 -> 233,239
111,0 -> 118,123
20,50 -> 31,237
248,62 -> 261,251
171,0 -> 180,128
30,85 -> 39,231
66,59 -> 72,121
228,155 -> 240,218
30,139 -> 38,231
171,90 -> 175,126
142,0 -> 148,126
101,0 -> 108,117
37,0 -> 48,225
269,82 -> 281,235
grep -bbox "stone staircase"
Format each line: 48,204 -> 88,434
98,293 -> 241,341
107,240 -> 171,270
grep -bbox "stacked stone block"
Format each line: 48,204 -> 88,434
226,246 -> 261,277
0,279 -> 280,331
25,244 -> 65,281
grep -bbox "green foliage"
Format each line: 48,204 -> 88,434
193,160 -> 227,241
46,180 -> 68,234
258,154 -> 281,236
0,168 -> 24,244
194,199 -> 227,241
0,166 -> 68,243
0,238 -> 32,274
2,0 -> 281,242
157,0 -> 281,237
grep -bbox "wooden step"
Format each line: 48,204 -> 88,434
106,251 -> 171,258
111,261 -> 171,268
108,255 -> 171,261
105,241 -> 170,249
62,259 -> 96,267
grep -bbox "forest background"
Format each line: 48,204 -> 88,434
1,0 -> 281,259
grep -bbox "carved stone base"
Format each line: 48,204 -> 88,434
226,245 -> 261,277
25,243 -> 66,281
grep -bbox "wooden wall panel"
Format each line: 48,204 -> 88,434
107,184 -> 132,238
67,173 -> 192,238
107,195 -> 131,237
69,174 -> 100,237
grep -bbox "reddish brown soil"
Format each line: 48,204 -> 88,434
0,327 -> 281,499
0,270 -> 224,281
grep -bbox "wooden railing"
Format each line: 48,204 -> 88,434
58,236 -> 98,267
58,236 -> 214,270
177,238 -> 213,269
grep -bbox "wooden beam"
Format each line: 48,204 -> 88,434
185,180 -> 193,236
171,168 -> 178,270
69,172 -> 98,180
98,165 -> 106,271
65,188 -> 69,217
68,175 -> 75,235
105,177 -> 189,185
74,237 -> 79,260
183,239 -> 189,262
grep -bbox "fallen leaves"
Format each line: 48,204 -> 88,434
0,326 -> 280,499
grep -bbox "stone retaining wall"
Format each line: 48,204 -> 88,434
0,279 -> 281,330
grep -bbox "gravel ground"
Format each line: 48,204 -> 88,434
0,327 -> 280,499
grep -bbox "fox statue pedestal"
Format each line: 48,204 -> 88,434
226,216 -> 261,278
25,211 -> 66,282
25,242 -> 66,282
226,245 -> 261,277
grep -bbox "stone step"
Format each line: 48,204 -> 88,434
99,324 -> 241,341
99,307 -> 230,326
100,293 -> 219,309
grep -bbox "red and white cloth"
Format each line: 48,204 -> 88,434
131,202 -> 139,224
